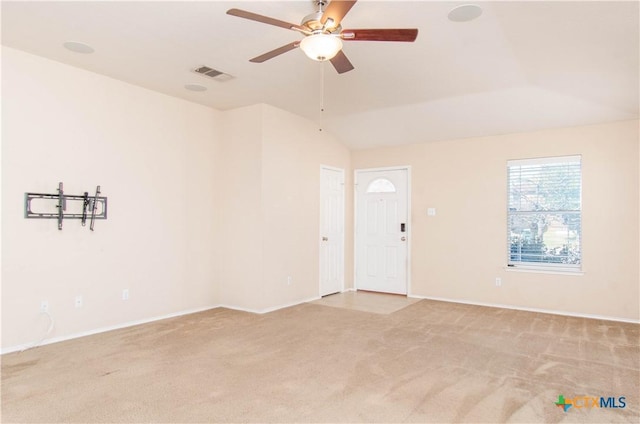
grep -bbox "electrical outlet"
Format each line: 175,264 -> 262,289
495,277 -> 502,287
40,300 -> 49,313
287,276 -> 292,286
122,289 -> 129,300
75,295 -> 83,308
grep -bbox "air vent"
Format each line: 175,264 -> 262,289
193,66 -> 233,82
195,66 -> 222,77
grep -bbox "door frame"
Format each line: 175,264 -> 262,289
354,166 -> 412,295
319,165 -> 346,296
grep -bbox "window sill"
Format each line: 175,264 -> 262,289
504,265 -> 584,276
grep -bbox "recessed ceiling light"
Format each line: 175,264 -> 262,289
448,4 -> 483,22
184,83 -> 207,92
63,41 -> 94,54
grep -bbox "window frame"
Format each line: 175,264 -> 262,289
366,178 -> 397,193
506,155 -> 583,274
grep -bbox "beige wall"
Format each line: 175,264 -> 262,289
1,47 -> 353,352
2,45 -> 637,352
218,104 -> 352,311
1,47 -> 222,350
352,120 -> 639,321
218,104 -> 265,311
261,105 -> 352,310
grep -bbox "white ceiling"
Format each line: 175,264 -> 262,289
2,1 -> 638,149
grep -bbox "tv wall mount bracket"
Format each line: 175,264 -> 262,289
24,182 -> 107,231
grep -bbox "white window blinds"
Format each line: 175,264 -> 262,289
507,155 -> 582,270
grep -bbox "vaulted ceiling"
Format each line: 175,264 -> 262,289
2,1 -> 638,149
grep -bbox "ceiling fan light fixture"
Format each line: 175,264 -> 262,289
300,33 -> 343,61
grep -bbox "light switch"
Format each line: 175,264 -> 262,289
427,208 -> 436,216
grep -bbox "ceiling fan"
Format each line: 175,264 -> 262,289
227,0 -> 418,74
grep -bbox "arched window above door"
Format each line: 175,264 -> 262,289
366,178 -> 396,193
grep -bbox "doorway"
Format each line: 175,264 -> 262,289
355,167 -> 410,295
319,166 -> 345,296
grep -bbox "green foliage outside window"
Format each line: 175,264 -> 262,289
508,158 -> 581,267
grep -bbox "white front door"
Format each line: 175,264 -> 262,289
319,166 -> 345,296
355,168 -> 409,294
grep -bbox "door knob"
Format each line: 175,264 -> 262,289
401,236 -> 406,241
322,237 -> 328,241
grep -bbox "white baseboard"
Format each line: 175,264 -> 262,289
9,294 -> 631,355
2,296 -> 328,355
1,305 -> 219,355
218,296 -> 321,315
261,296 -> 321,313
408,294 -> 640,324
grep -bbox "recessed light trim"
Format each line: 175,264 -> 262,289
448,4 -> 483,22
184,83 -> 207,92
63,41 -> 95,54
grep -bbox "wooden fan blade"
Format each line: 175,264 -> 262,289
250,41 -> 300,63
341,28 -> 419,42
227,8 -> 306,32
321,0 -> 357,26
330,50 -> 355,74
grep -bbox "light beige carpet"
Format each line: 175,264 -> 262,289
2,298 -> 639,423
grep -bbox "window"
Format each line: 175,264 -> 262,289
366,178 -> 396,193
507,156 -> 582,271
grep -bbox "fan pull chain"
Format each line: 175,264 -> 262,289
319,61 -> 325,132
